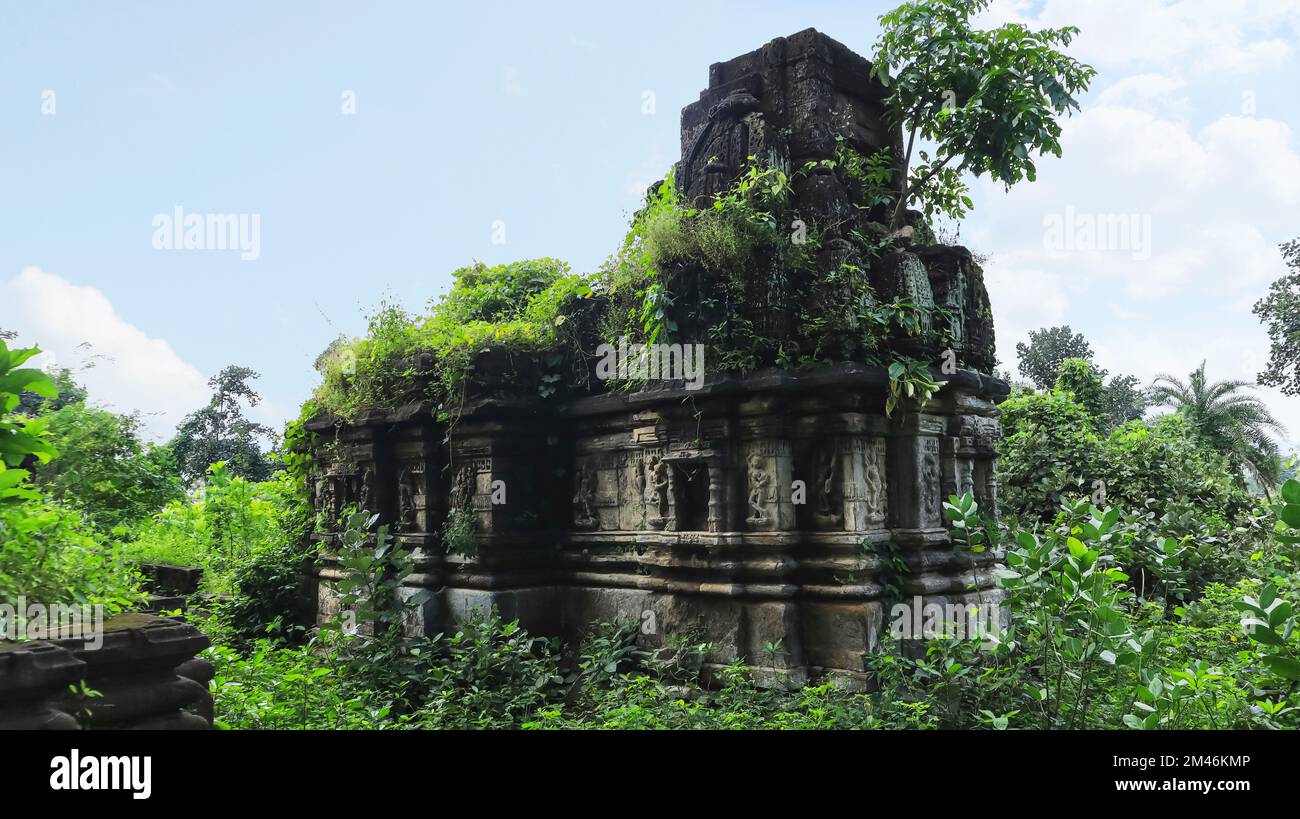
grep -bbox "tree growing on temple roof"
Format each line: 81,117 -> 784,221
870,0 -> 1096,230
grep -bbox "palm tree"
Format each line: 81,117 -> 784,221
1149,360 -> 1285,489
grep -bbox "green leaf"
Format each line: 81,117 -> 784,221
1280,504 -> 1300,529
1262,655 -> 1300,681
1282,479 -> 1300,505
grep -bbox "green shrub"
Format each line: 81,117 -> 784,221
207,638 -> 397,730
28,402 -> 182,536
996,387 -> 1101,521
313,259 -> 591,420
0,339 -> 143,610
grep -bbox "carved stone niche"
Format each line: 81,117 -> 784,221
663,446 -> 726,534
455,456 -> 497,532
941,435 -> 977,503
389,422 -> 443,540
841,436 -> 888,530
889,414 -> 946,531
641,448 -> 675,531
962,413 -> 1002,511
743,439 -> 794,532
619,448 -> 648,531
812,445 -> 844,530
572,462 -> 600,531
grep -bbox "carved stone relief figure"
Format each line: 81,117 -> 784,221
920,440 -> 941,525
746,453 -> 770,525
397,468 -> 418,532
316,476 -> 338,526
633,452 -> 648,528
573,467 -> 598,531
358,467 -> 374,514
451,464 -> 475,510
645,453 -> 671,530
814,453 -> 843,528
863,448 -> 886,524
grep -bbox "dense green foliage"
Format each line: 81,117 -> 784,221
313,259 -> 591,420
0,340 -> 143,610
1254,237 -> 1300,396
998,386 -> 1250,525
205,490 -> 1300,731
31,402 -> 182,535
170,365 -> 277,484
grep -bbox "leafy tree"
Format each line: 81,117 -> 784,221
1149,360 -> 1285,487
1053,357 -> 1151,431
31,402 -> 182,534
171,365 -> 277,484
1254,238 -> 1300,395
1054,357 -> 1106,423
0,339 -> 142,608
17,366 -> 87,415
1015,325 -> 1094,389
0,339 -> 57,496
1099,413 -> 1249,523
996,386 -> 1101,521
1102,373 -> 1148,428
870,0 -> 1095,229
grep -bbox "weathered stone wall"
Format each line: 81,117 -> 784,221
308,365 -> 1006,687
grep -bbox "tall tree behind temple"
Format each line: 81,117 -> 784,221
170,365 -> 277,484
1254,238 -> 1300,395
1149,360 -> 1285,488
1016,325 -> 1094,390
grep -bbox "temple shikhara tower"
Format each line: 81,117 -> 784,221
306,30 -> 1008,687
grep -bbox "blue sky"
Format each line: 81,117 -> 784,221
2,0 -> 1299,445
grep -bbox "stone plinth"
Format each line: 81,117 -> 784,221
0,614 -> 214,730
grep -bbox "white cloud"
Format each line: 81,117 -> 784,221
957,18 -> 1300,439
501,65 -> 525,96
1094,73 -> 1188,117
985,0 -> 1300,76
0,267 -> 210,440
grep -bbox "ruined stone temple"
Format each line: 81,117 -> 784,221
306,29 -> 1008,686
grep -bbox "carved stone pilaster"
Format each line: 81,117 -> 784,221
890,413 -> 945,530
